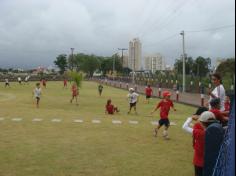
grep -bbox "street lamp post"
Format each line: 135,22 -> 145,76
180,31 -> 186,92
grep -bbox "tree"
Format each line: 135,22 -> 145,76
54,54 -> 68,75
80,55 -> 100,77
174,57 -> 194,75
193,56 -> 211,77
216,58 -> 235,75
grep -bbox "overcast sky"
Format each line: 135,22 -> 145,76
0,0 -> 235,68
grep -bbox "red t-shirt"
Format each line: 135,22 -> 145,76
210,109 -> 226,123
106,104 -> 114,114
64,80 -> 67,85
224,102 -> 230,112
193,123 -> 205,167
72,85 -> 78,96
156,100 -> 174,119
145,87 -> 153,96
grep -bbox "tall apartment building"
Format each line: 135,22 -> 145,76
145,54 -> 165,73
128,38 -> 142,71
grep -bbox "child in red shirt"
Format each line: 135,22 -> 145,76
41,79 -> 47,88
183,111 -> 217,176
145,85 -> 153,104
224,95 -> 231,112
209,98 -> 228,125
70,83 -> 79,105
63,79 -> 68,88
105,99 -> 119,115
151,91 -> 176,139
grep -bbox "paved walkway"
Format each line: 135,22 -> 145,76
94,79 -> 210,107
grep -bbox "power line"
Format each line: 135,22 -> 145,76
143,33 -> 179,48
186,25 -> 235,33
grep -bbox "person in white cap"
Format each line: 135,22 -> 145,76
182,111 -> 217,176
127,88 -> 139,114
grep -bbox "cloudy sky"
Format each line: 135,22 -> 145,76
0,0 -> 235,68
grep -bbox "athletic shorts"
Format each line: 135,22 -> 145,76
194,166 -> 203,176
5,83 -> 9,86
159,118 -> 170,127
146,95 -> 151,99
36,97 -> 40,101
130,102 -> 137,108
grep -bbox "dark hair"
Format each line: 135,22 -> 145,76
212,73 -> 222,81
194,107 -> 209,115
106,99 -> 111,106
210,98 -> 221,108
36,83 -> 40,86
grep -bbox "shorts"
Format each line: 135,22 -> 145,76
194,165 -> 203,176
5,83 -> 9,86
36,97 -> 40,101
159,118 -> 170,127
130,102 -> 137,108
146,95 -> 151,99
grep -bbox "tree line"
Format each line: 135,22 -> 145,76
54,53 -> 132,77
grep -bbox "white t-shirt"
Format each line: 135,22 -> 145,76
18,77 -> 21,81
5,79 -> 9,83
127,92 -> 139,104
209,84 -> 225,111
34,88 -> 41,98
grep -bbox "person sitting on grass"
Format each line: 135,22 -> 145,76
33,83 -> 42,108
127,88 -> 139,115
182,111 -> 217,176
151,91 -> 176,140
105,99 -> 119,115
70,83 -> 79,106
209,98 -> 229,126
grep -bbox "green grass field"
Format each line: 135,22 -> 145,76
0,81 -> 196,176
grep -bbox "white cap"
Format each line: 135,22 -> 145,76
199,111 -> 216,123
129,88 -> 134,92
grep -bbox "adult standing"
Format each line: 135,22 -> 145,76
208,73 -> 226,111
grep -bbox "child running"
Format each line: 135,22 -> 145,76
63,79 -> 68,89
127,88 -> 139,114
18,77 -> 22,85
105,99 -> 119,115
41,79 -> 47,88
145,84 -> 153,104
70,83 -> 79,105
182,111 -> 217,176
98,84 -> 103,96
33,83 -> 42,108
151,91 -> 176,139
5,78 -> 10,87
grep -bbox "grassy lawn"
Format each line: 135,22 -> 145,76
0,81 -> 196,176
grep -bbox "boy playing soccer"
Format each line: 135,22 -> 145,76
33,83 -> 42,108
127,88 -> 139,114
5,78 -> 10,87
145,84 -> 153,104
151,91 -> 176,139
98,84 -> 103,96
70,83 -> 79,105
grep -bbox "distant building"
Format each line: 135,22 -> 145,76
122,55 -> 129,68
128,38 -> 142,71
145,54 -> 165,73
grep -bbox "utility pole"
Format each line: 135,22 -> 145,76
132,46 -> 135,84
180,31 -> 186,92
70,48 -> 74,71
113,54 -> 116,81
118,48 -> 128,66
